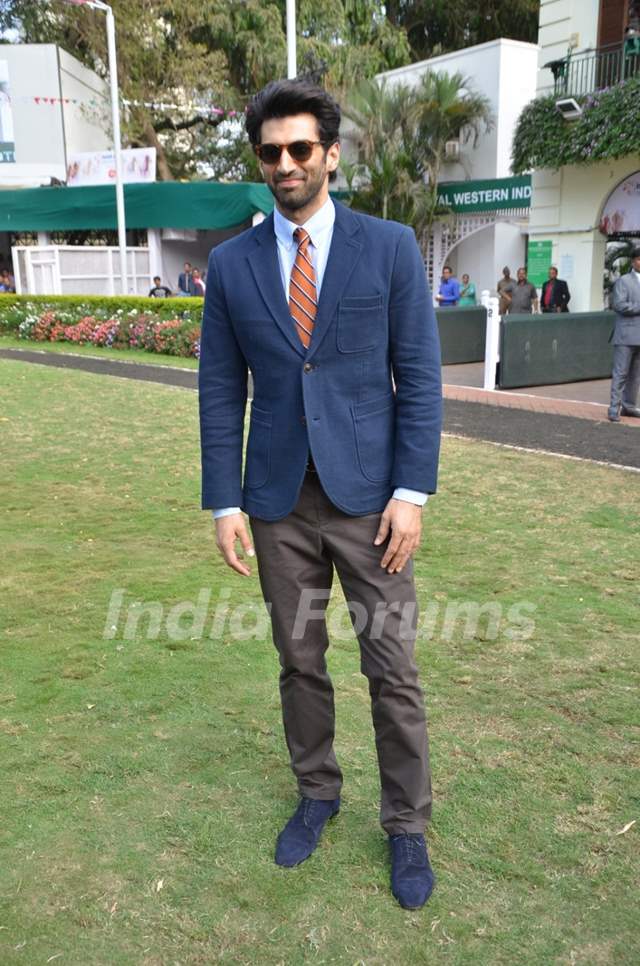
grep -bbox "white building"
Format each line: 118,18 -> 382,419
375,38 -> 539,294
528,0 -> 640,310
0,43 -> 110,187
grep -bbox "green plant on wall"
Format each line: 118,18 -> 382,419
512,76 -> 640,173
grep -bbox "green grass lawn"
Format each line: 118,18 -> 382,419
0,333 -> 198,369
1,358 -> 639,965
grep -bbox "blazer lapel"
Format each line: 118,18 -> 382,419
246,213 -> 306,359
306,202 -> 363,362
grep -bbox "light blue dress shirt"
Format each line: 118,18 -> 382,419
213,197 -> 427,518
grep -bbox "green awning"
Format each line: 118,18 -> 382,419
0,181 -> 277,232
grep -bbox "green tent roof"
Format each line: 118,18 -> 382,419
0,181 -> 277,232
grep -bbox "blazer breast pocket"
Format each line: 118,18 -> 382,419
337,294 -> 385,353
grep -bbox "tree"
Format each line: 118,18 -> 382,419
344,70 -> 493,243
385,0 -> 540,61
0,0 -> 410,180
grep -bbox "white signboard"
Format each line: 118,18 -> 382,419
66,147 -> 156,186
0,60 -> 16,163
599,171 -> 640,235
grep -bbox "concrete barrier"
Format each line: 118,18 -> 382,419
499,311 -> 615,389
436,306 -> 487,365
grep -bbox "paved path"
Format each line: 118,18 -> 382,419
1,348 -> 638,470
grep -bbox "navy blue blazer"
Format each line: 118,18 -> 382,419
198,201 -> 442,521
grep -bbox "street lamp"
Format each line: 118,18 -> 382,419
57,0 -> 128,294
286,0 -> 297,78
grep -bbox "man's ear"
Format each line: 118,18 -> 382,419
326,140 -> 340,173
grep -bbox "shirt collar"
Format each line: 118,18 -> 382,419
273,196 -> 335,250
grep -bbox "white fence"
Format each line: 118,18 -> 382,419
12,245 -> 152,296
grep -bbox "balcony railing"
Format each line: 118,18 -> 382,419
546,39 -> 640,97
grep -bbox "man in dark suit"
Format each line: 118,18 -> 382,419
177,261 -> 194,296
608,246 -> 640,421
198,79 -> 442,909
540,265 -> 571,313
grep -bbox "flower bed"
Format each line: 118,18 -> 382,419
0,297 -> 203,359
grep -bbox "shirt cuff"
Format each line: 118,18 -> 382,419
212,507 -> 242,519
392,488 -> 428,506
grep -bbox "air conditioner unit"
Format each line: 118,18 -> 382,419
161,228 -> 198,242
444,140 -> 460,160
555,97 -> 582,120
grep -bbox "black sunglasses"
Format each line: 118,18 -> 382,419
254,140 -> 324,165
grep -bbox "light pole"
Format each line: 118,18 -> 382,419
62,0 -> 128,293
286,0 -> 297,79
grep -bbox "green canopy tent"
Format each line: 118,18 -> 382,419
0,181 -> 276,232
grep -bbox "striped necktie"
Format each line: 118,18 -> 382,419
289,227 -> 317,349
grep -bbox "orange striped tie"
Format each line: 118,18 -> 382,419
289,228 -> 317,349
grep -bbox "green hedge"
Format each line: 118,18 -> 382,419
512,76 -> 640,173
0,293 -> 203,319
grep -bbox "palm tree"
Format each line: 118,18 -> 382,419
410,70 -> 493,238
342,79 -> 423,223
343,69 -> 493,245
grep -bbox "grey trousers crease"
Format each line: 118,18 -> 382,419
610,344 -> 640,411
249,469 -> 432,835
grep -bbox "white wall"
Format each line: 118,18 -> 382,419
58,47 -> 110,157
529,157 -> 640,311
537,0 -> 600,94
449,222 -> 527,297
158,226 -> 250,292
377,39 -> 538,181
0,44 -> 65,184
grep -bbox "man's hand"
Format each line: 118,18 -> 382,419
374,499 -> 423,574
215,512 -> 255,576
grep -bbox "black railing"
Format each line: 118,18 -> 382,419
546,39 -> 640,97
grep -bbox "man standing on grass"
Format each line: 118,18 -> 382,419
608,245 -> 640,421
198,79 -> 442,910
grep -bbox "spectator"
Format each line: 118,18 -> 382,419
0,268 -> 15,293
459,273 -> 476,306
435,265 -> 460,307
148,276 -> 172,298
177,261 -> 193,296
540,266 -> 571,312
608,245 -> 640,421
508,267 -> 539,314
497,266 -> 515,315
190,267 -> 205,296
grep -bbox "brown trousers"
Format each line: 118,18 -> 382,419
249,467 -> 432,834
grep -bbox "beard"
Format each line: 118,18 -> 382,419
268,168 -> 326,213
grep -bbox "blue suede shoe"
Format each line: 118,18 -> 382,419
275,796 -> 340,867
389,833 -> 435,909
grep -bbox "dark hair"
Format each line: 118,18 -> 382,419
631,246 -> 640,258
246,78 -> 341,182
153,276 -> 161,282
443,265 -> 452,272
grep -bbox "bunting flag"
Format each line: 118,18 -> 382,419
10,92 -> 239,116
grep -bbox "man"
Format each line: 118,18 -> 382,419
198,79 -> 442,910
608,246 -> 640,421
508,267 -> 539,314
497,266 -> 515,315
435,265 -> 460,306
148,276 -> 172,298
540,266 -> 570,313
177,261 -> 194,296
190,267 -> 205,295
